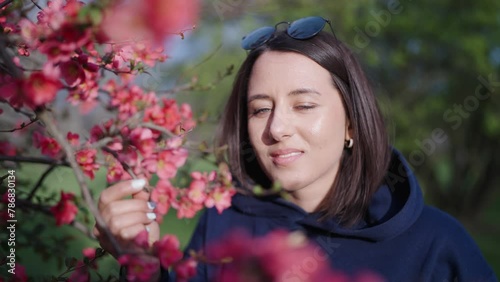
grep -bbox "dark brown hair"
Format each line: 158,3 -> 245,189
216,30 -> 391,226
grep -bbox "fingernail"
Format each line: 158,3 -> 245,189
131,179 -> 146,190
146,212 -> 156,220
147,201 -> 157,210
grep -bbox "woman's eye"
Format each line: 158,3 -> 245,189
252,108 -> 271,116
295,104 -> 316,110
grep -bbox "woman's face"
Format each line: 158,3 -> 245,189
247,51 -> 351,199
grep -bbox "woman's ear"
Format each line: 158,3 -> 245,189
345,118 -> 353,141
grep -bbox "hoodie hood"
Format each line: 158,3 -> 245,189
230,148 -> 424,242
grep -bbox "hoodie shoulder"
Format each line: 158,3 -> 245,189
414,206 -> 497,282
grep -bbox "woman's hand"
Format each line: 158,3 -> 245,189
93,179 -> 160,258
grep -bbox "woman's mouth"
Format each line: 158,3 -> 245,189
270,150 -> 304,166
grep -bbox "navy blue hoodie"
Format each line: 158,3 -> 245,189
164,149 -> 496,281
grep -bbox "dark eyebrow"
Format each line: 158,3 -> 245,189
288,88 -> 321,96
247,94 -> 270,103
247,88 -> 321,103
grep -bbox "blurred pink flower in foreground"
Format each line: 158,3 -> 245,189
102,0 -> 199,45
207,230 -> 386,282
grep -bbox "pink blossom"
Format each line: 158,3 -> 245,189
174,196 -> 203,219
82,247 -> 96,260
134,229 -> 150,249
151,180 -> 178,216
118,254 -> 159,282
50,191 -> 78,226
155,148 -> 188,179
0,141 -> 16,156
187,179 -> 207,204
23,71 -> 62,107
75,148 -> 99,179
59,60 -> 85,87
106,159 -> 129,183
33,132 -> 61,158
130,127 -> 156,157
102,0 -> 199,45
67,132 -> 80,146
173,258 -> 197,281
68,267 -> 90,282
66,70 -> 99,107
204,186 -> 236,214
154,235 -> 183,268
9,263 -> 28,282
90,124 -> 105,142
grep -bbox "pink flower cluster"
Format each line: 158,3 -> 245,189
151,170 -> 236,221
50,191 -> 78,226
116,231 -> 196,282
33,131 -> 61,158
207,230 -> 386,282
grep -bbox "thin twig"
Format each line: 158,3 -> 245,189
140,122 -> 176,138
29,0 -> 43,10
0,155 -> 70,166
0,0 -> 14,10
0,116 -> 39,133
101,146 -> 137,179
0,99 -> 36,119
56,250 -> 106,278
100,65 -> 133,75
0,173 -> 9,182
37,109 -> 123,255
159,80 -> 198,96
16,198 -> 95,238
90,136 -> 115,149
27,164 -> 57,201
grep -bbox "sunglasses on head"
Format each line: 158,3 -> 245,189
241,16 -> 336,51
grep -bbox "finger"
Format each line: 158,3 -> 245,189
132,189 -> 150,201
101,199 -> 155,223
108,211 -> 157,235
98,179 -> 147,210
111,222 -> 161,245
145,222 -> 160,245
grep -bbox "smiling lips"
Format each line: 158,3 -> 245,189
270,149 -> 304,165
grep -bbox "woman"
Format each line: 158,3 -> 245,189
95,17 -> 496,281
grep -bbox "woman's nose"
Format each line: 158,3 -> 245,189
268,109 -> 294,141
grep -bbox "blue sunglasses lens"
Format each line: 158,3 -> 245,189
241,26 -> 276,50
288,16 -> 326,39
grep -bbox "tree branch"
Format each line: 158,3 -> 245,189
90,136 -> 115,149
37,109 -> 123,255
0,116 -> 39,133
0,99 -> 36,119
30,0 -> 43,10
16,198 -> 95,239
0,155 -> 70,166
27,164 -> 57,201
101,146 -> 137,179
140,122 -> 176,138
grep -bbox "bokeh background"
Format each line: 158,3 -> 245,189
2,0 -> 499,279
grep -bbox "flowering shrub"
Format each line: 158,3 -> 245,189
0,0 -> 230,280
0,1 -> 386,281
